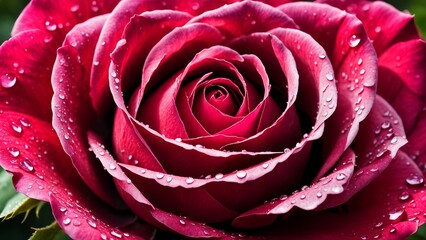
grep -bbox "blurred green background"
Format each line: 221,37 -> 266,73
0,0 -> 425,239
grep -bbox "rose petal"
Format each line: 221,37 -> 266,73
318,96 -> 407,209
52,16 -> 124,208
279,3 -> 378,178
0,30 -> 58,120
0,112 -> 142,239
252,152 -> 425,240
88,133 -> 231,238
232,148 -> 355,229
12,0 -> 120,43
318,0 -> 421,55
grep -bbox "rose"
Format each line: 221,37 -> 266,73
0,0 -> 425,239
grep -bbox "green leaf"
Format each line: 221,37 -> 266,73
29,221 -> 61,240
0,193 -> 40,220
0,170 -> 18,212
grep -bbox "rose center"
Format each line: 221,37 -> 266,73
205,85 -> 239,115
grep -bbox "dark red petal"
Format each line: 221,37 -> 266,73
0,30 -> 58,120
113,109 -> 166,172
88,133 -> 230,239
317,0 -> 421,55
254,152 -> 425,240
232,149 -> 355,229
189,1 -> 298,38
0,112 -> 143,239
12,0 -> 120,44
377,39 -> 426,133
279,3 -> 378,178
318,96 -> 407,209
52,16 -> 124,209
91,0 -> 239,115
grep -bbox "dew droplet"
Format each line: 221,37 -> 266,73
1,73 -> 17,88
10,121 -> 23,135
63,218 -> 71,225
336,173 -> 346,181
100,233 -> 107,240
156,173 -> 165,179
192,2 -> 200,11
236,170 -> 247,179
179,219 -> 186,225
389,227 -> 397,233
398,191 -> 410,201
70,4 -> 80,12
19,159 -> 34,172
87,219 -> 97,228
60,206 -> 67,212
357,58 -> 363,65
325,73 -> 334,81
262,163 -> 269,169
215,173 -> 224,179
109,164 -> 116,170
8,147 -> 20,158
19,118 -> 31,127
44,19 -> 57,31
389,209 -> 406,222
406,175 -> 424,186
318,54 -> 326,59
381,121 -> 391,129
348,34 -> 361,47
185,177 -> 194,184
59,93 -> 66,100
110,230 -> 122,238
316,192 -> 323,198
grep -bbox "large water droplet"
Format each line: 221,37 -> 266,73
406,175 -> 424,186
110,230 -> 122,238
348,34 -> 361,47
215,173 -> 224,179
398,191 -> 411,201
236,170 -> 247,179
1,73 -> 17,88
19,118 -> 31,128
8,147 -> 20,157
185,177 -> 194,184
10,121 -> 23,135
87,219 -> 97,228
44,19 -> 57,31
389,209 -> 406,222
63,218 -> 71,225
336,173 -> 346,181
19,159 -> 34,172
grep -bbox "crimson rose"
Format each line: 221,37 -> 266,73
1,0 -> 425,239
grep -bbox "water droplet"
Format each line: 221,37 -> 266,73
8,147 -> 20,157
336,173 -> 346,181
1,73 -> 17,88
360,69 -> 365,75
156,173 -> 165,179
389,209 -> 406,222
109,164 -> 116,170
73,219 -> 81,226
398,191 -> 410,201
318,54 -> 326,59
316,192 -> 322,198
175,137 -> 182,142
406,175 -> 424,186
44,19 -> 57,31
300,194 -> 306,200
70,4 -> 80,12
381,121 -> 391,129
192,2 -> 200,11
10,121 -> 23,135
332,185 -> 343,193
19,118 -> 31,127
325,73 -> 334,81
63,218 -> 71,225
348,34 -> 361,47
262,163 -> 269,169
59,93 -> 65,100
100,233 -> 107,240
215,173 -> 224,179
110,230 -> 122,238
64,133 -> 70,140
179,219 -> 186,225
60,206 -> 67,212
185,177 -> 194,184
166,176 -> 173,183
236,170 -> 247,179
389,227 -> 397,233
87,219 -> 97,228
19,159 -> 34,172
357,58 -> 363,65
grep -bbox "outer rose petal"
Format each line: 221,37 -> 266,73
0,30 -> 58,120
252,152 -> 425,240
52,16 -> 124,208
0,112 -> 146,240
12,0 -> 120,41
